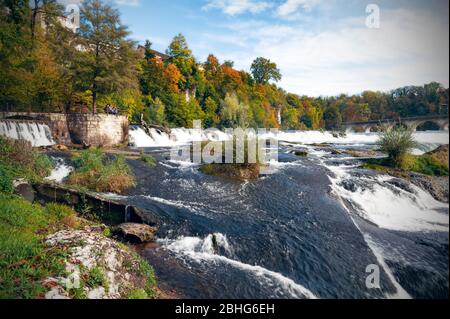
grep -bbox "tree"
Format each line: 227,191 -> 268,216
143,40 -> 155,60
323,105 -> 342,130
203,97 -> 220,128
77,0 -> 139,113
0,0 -> 32,110
166,33 -> 196,93
144,96 -> 166,125
220,92 -> 251,128
250,57 -> 281,84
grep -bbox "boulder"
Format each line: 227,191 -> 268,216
52,144 -> 69,151
113,223 -> 156,243
13,179 -> 35,202
331,149 -> 343,155
294,150 -> 308,157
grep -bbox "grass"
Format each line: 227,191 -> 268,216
362,154 -> 449,177
198,138 -> 263,181
0,136 -> 54,193
378,126 -> 418,168
86,266 -> 108,291
138,257 -> 157,297
127,289 -> 148,299
0,194 -> 78,299
67,148 -> 136,194
139,154 -> 157,168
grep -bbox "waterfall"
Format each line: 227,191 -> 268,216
0,120 -> 55,147
129,125 -> 449,149
128,125 -> 230,147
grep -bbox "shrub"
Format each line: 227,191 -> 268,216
68,149 -> 135,193
0,136 -> 54,185
378,126 -> 418,168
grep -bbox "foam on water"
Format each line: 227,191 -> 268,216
327,165 -> 449,232
129,126 -> 449,151
129,125 -> 231,147
45,158 -> 73,183
0,121 -> 55,147
160,233 -> 317,299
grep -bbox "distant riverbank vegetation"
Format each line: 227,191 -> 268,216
1,0 -> 448,131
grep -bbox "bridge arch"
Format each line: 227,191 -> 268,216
415,121 -> 441,131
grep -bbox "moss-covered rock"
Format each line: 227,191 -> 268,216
44,227 -> 159,299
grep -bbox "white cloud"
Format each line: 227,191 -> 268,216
58,0 -> 141,7
203,0 -> 273,16
276,0 -> 321,16
114,0 -> 140,6
202,8 -> 449,96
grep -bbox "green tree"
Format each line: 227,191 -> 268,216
144,96 -> 166,125
250,57 -> 282,84
77,0 -> 139,113
0,0 -> 33,110
166,33 -> 196,93
203,97 -> 220,128
323,105 -> 342,130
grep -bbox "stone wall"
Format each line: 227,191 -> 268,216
0,112 -> 129,147
66,113 -> 129,147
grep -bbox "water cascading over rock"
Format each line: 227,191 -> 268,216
0,120 -> 55,147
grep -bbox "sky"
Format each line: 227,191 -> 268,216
61,0 -> 449,97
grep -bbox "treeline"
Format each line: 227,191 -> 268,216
1,0 -> 448,130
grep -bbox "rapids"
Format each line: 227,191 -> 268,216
123,129 -> 448,299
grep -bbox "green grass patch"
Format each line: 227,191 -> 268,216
137,256 -> 157,298
67,148 -> 135,194
139,154 -> 157,168
127,288 -> 148,299
86,266 -> 108,291
0,194 -> 77,299
362,154 -> 449,176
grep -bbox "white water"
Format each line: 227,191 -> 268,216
45,158 -> 73,183
0,121 -> 55,147
129,126 -> 449,151
327,164 -> 449,233
129,126 -> 230,147
159,233 -> 317,299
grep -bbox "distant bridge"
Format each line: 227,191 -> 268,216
342,115 -> 449,133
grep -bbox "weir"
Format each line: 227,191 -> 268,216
0,112 -> 128,147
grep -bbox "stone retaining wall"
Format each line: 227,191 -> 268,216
0,112 -> 128,147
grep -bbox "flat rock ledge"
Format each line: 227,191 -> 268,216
113,223 -> 156,243
44,227 -> 151,299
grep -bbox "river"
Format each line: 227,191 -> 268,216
105,129 -> 448,299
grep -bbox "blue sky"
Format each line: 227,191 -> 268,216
63,0 -> 449,96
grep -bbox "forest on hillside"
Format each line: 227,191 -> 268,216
1,0 -> 448,131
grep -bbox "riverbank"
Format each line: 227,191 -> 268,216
0,193 -> 169,299
2,130 -> 449,299
0,136 -> 171,299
